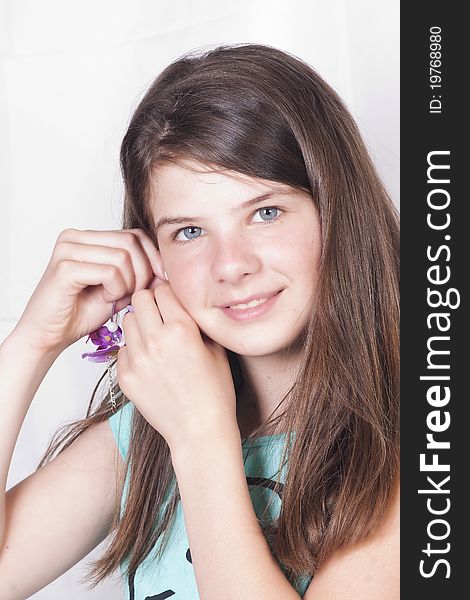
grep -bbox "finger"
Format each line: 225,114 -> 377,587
153,281 -> 195,325
56,228 -> 157,293
54,259 -> 129,302
206,337 -> 228,360
131,289 -> 163,336
149,275 -> 167,291
116,345 -> 130,386
53,241 -> 136,293
127,228 -> 166,282
120,311 -> 144,361
195,328 -> 221,356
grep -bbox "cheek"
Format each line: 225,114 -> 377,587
286,233 -> 321,303
279,228 -> 320,273
165,259 -> 206,313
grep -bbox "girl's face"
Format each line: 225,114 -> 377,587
150,161 -> 321,357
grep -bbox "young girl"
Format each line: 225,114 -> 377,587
0,44 -> 399,599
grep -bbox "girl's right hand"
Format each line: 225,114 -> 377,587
10,228 -> 164,355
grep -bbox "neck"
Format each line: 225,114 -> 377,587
236,347 -> 302,438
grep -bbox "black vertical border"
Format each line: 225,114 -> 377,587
401,3 -> 467,598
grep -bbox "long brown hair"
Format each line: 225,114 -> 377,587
39,44 -> 399,588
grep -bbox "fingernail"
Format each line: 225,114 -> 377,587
125,304 -> 134,313
163,270 -> 169,281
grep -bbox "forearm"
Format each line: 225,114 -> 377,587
170,431 -> 301,600
0,333 -> 59,538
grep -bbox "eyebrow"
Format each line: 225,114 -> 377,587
154,191 -> 278,233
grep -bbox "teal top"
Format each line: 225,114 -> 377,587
108,402 -> 312,598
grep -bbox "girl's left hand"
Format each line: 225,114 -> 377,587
116,281 -> 239,452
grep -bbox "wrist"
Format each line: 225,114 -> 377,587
1,330 -> 62,368
169,421 -> 241,461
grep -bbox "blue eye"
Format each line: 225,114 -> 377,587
174,226 -> 203,242
254,207 -> 281,222
172,207 -> 282,244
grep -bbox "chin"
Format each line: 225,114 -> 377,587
203,328 -> 302,358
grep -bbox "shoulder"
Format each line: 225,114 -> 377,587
303,482 -> 399,599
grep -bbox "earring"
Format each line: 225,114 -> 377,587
82,301 -> 131,413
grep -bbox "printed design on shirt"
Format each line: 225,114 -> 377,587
127,475 -> 283,597
128,571 -> 176,599
246,476 -> 284,498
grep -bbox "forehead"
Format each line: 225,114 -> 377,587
148,160 -> 303,215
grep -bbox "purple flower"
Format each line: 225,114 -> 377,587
81,345 -> 121,362
82,324 -> 124,362
88,325 -> 123,348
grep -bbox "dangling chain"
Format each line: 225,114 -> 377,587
107,355 -> 117,413
106,300 -> 119,413
82,302 -> 125,413
81,300 -> 125,414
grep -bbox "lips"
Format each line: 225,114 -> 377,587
218,289 -> 284,322
218,289 -> 283,309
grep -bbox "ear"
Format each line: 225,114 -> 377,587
149,274 -> 167,290
148,275 -> 165,290
153,248 -> 167,280
144,241 -> 167,283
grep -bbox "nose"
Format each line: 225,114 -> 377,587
210,234 -> 262,284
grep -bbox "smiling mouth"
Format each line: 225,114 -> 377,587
222,289 -> 283,310
227,297 -> 269,310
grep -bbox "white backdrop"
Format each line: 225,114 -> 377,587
0,1 -> 399,597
